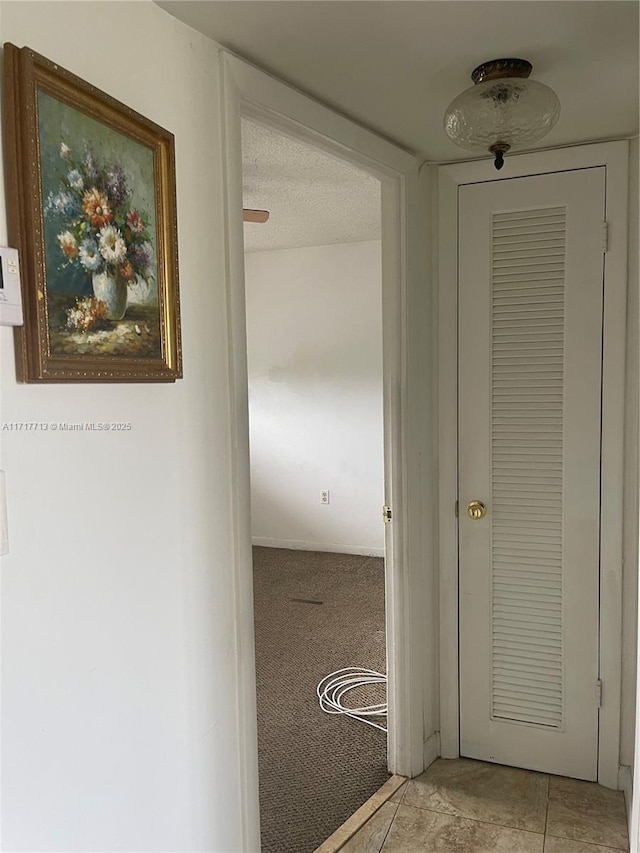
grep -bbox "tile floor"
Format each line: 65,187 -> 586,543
338,759 -> 629,853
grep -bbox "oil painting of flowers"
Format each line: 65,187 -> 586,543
39,90 -> 160,358
4,43 -> 181,382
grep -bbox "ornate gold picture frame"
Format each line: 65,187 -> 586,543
3,44 -> 182,382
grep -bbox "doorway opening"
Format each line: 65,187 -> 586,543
220,54 -> 428,851
241,116 -> 390,853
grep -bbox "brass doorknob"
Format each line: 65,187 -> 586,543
467,500 -> 487,520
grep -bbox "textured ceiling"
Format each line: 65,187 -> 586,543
158,1 -> 639,160
241,118 -> 381,253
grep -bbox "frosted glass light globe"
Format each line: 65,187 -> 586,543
444,59 -> 560,169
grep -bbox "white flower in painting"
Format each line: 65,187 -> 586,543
98,225 -> 126,264
49,191 -> 75,215
78,239 -> 101,271
60,141 -> 71,159
57,231 -> 78,259
67,169 -> 83,190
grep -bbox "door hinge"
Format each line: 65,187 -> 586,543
455,500 -> 459,518
382,505 -> 392,523
602,222 -> 609,253
595,679 -> 603,708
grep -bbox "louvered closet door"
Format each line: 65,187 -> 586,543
458,167 -> 605,781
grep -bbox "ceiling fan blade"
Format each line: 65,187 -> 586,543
243,208 -> 270,223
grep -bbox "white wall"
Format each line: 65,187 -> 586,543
245,241 -> 384,556
622,137 -> 639,775
0,4 -> 251,850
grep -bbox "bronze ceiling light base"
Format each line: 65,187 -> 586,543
471,58 -> 533,84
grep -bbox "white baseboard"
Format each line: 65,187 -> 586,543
424,731 -> 440,771
619,764 -> 633,837
251,537 -> 385,558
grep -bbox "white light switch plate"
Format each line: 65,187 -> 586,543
0,247 -> 24,326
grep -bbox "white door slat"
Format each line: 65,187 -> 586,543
494,531 -> 563,543
493,205 -> 566,220
491,688 -> 563,707
493,663 -> 563,681
494,613 -> 563,628
494,222 -> 567,236
493,680 -> 563,699
493,272 -> 566,283
493,655 -> 563,672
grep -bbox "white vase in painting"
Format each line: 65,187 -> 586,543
92,270 -> 128,320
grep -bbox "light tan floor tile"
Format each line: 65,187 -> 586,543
546,777 -> 628,851
402,758 -> 549,833
380,804 -> 544,853
544,835 -> 627,852
340,802 -> 398,853
315,777 -> 406,853
389,782 -> 408,804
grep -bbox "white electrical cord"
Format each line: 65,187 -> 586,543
317,666 -> 387,733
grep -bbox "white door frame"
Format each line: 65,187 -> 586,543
437,141 -> 629,789
219,51 -> 434,851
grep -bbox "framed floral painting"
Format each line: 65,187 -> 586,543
3,44 -> 182,381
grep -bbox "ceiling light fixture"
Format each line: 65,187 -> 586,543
443,58 -> 560,170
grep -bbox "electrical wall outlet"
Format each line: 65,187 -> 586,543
320,490 -> 330,505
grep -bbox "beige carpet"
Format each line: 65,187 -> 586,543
253,546 -> 389,853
